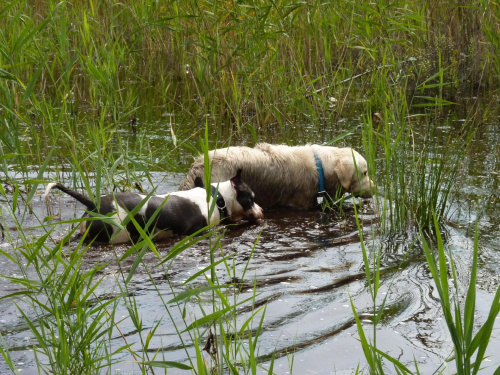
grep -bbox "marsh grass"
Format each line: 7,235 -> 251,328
1,0 -> 499,163
180,125 -> 273,374
422,219 -> 500,374
1,126 -> 271,373
0,208 -> 125,374
1,0 -> 500,373
351,204 -> 500,374
361,73 -> 477,237
482,0 -> 500,82
1,180 -> 270,374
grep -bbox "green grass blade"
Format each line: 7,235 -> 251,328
156,225 -> 219,266
195,337 -> 207,375
0,334 -> 19,374
125,244 -> 149,285
349,293 -> 376,370
26,149 -> 54,205
371,345 -> 414,374
167,285 -> 232,304
182,295 -> 254,332
138,361 -> 192,370
183,252 -> 236,284
21,62 -> 44,102
469,285 -> 500,375
463,224 -> 479,349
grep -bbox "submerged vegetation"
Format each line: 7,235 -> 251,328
1,0 -> 500,373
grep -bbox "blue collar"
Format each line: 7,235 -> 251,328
314,151 -> 325,199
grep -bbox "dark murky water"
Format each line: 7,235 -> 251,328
1,118 -> 500,374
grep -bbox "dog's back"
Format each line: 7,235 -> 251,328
179,144 -> 374,209
179,144 -> 319,208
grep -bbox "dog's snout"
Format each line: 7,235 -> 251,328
248,204 -> 264,222
358,178 -> 375,198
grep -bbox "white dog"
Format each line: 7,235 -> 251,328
179,143 -> 374,209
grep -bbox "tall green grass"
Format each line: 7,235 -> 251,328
482,0 -> 500,82
422,219 -> 500,374
0,122 -> 270,373
0,151 -> 270,374
0,207 -> 124,374
1,0 -> 498,165
361,68 -> 478,236
351,207 -> 500,374
1,0 -> 500,373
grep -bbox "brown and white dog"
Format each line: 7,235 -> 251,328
44,170 -> 263,244
179,143 -> 374,209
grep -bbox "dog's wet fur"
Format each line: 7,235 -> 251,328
44,170 -> 263,244
179,143 -> 375,209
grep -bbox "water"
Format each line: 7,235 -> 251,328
1,115 -> 500,374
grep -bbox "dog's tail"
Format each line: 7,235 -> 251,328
44,183 -> 97,211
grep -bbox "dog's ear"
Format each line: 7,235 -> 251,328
230,169 -> 243,187
194,177 -> 205,188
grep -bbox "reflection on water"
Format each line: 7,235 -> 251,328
1,119 -> 500,374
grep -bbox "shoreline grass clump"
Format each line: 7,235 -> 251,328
351,205 -> 500,374
0,207 -> 124,374
360,68 -> 479,238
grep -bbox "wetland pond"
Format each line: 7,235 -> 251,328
1,111 -> 500,374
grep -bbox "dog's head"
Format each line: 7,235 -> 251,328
228,169 -> 264,222
322,147 -> 374,198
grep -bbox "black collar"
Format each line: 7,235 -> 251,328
211,185 -> 228,220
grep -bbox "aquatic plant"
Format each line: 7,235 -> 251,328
361,69 -> 477,236
1,0 -> 498,161
422,219 -> 500,375
0,124 -> 271,373
1,169 -> 269,374
0,209 -> 124,374
351,210 -> 500,374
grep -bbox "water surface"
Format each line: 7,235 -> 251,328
1,114 -> 499,374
